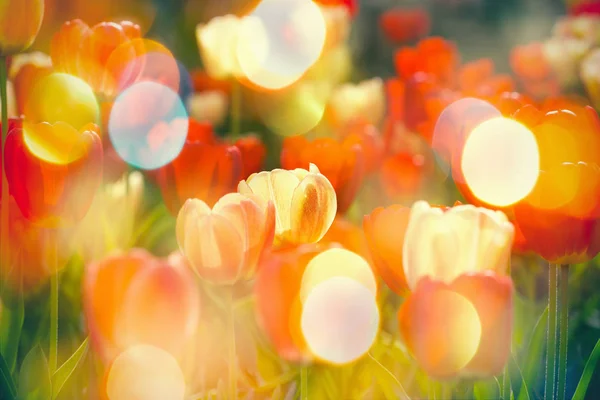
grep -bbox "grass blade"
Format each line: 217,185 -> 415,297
572,338 -> 600,400
51,337 -> 89,399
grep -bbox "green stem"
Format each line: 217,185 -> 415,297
556,265 -> 570,400
545,264 -> 558,400
230,79 -> 241,140
442,382 -> 452,399
49,233 -> 59,375
300,366 -> 308,400
227,287 -> 237,400
0,56 -> 9,296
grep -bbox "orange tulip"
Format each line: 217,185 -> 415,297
398,272 -> 513,379
395,37 -> 459,87
0,0 -> 44,55
11,58 -> 52,115
380,152 -> 429,200
254,243 -> 337,362
4,121 -> 103,228
363,205 -> 411,295
513,163 -> 600,264
397,201 -> 514,379
510,42 -> 560,99
281,136 -> 365,213
238,164 -> 337,245
51,19 -> 142,97
336,119 -> 385,174
176,193 -> 275,284
320,216 -> 371,261
83,249 -> 201,363
156,120 -> 242,215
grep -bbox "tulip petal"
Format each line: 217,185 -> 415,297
289,173 -> 337,244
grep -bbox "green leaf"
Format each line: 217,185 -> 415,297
572,338 -> 600,400
17,344 -> 51,400
520,306 -> 548,399
0,351 -> 16,400
368,354 -> 410,400
510,353 -> 530,400
0,289 -> 25,373
51,337 -> 89,399
473,378 -> 501,400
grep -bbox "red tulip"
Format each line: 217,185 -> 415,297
337,119 -> 385,174
156,120 -> 242,215
380,8 -> 430,43
4,121 -> 103,228
380,152 -> 429,199
313,0 -> 359,17
230,134 -> 266,180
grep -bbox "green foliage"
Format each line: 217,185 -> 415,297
17,345 -> 51,400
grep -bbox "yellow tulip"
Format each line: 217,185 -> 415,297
402,201 -> 514,291
0,0 -> 44,55
238,163 -> 337,245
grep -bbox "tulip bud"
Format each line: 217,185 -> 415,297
176,193 -> 275,284
0,0 -> 44,56
238,164 -> 337,245
196,15 -> 244,80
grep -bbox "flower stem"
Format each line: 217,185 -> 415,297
300,366 -> 308,400
0,56 -> 9,293
227,287 -> 237,400
556,264 -> 570,400
49,232 -> 59,374
545,263 -> 558,400
230,79 -> 241,140
503,364 -> 511,399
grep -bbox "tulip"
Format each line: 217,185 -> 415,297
395,37 -> 459,87
10,52 -> 52,115
380,152 -> 429,200
510,42 -> 560,99
186,90 -> 229,127
337,119 -> 385,174
231,134 -> 266,180
543,37 -> 591,88
0,0 -> 44,56
398,201 -> 514,379
196,15 -> 244,80
328,78 -> 386,128
83,249 -> 201,363
51,19 -> 142,97
280,136 -> 365,213
238,164 -> 337,245
398,272 -> 513,379
513,163 -> 600,264
402,201 -> 513,289
320,217 -> 371,261
176,193 -> 275,284
363,205 -> 411,295
156,119 -> 242,215
380,8 -> 431,43
4,121 -> 103,228
254,243 -> 337,362
1,196 -> 73,296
